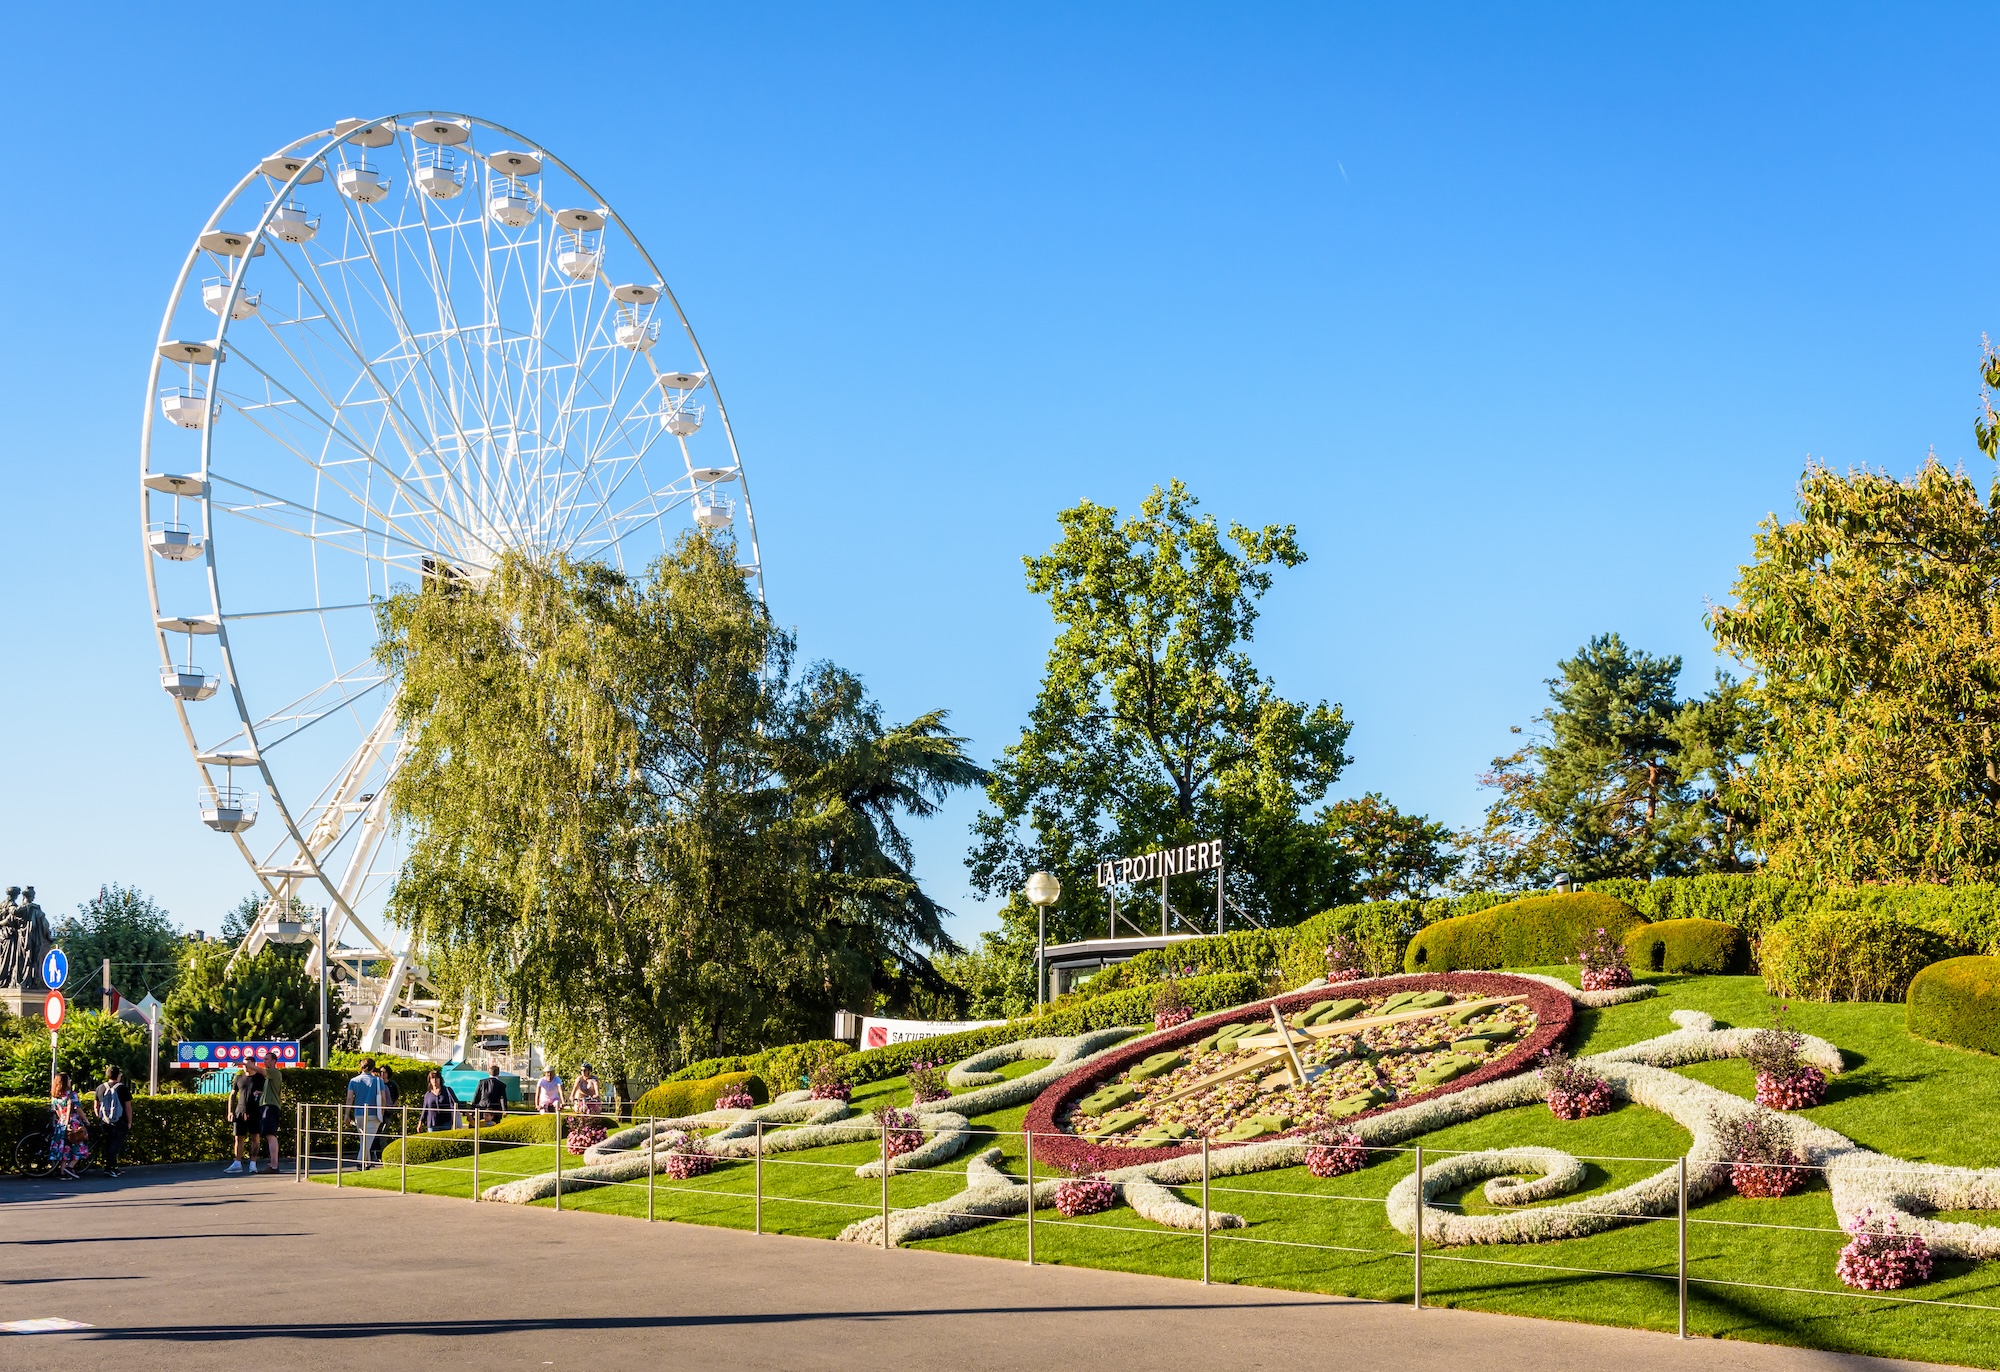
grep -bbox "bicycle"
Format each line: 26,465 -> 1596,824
11,1116 -> 100,1180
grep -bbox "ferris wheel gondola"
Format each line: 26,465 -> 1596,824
139,111 -> 766,1052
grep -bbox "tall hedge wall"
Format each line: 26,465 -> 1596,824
1586,875 -> 2000,953
1405,892 -> 1646,973
1,1095 -> 234,1167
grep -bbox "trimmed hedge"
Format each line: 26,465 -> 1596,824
378,1109 -> 605,1166
1,1094 -> 234,1168
1907,956 -> 2000,1056
632,1070 -> 767,1119
1405,891 -> 1645,973
1760,906 -> 1966,1003
1588,874 -> 2000,954
1623,917 -> 1749,975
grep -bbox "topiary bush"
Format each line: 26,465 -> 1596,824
632,1070 -> 767,1120
1759,906 -> 1965,1003
1404,892 -> 1646,973
1622,917 -> 1750,975
1907,955 -> 2000,1055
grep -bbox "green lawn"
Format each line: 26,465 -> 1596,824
313,975 -> 2000,1368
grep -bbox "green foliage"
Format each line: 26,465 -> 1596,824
326,1050 -> 439,1076
50,885 -> 184,1001
1084,928 -> 1289,996
1404,891 -> 1646,972
632,1070 -> 767,1118
1710,438 -> 2000,883
0,1009 -> 156,1095
757,1040 -> 851,1093
379,538 -> 981,1076
1311,793 -> 1463,902
1760,906 -> 1966,1003
1461,634 -> 1761,888
161,940 -> 342,1044
967,480 -> 1357,1004
1622,918 -> 1749,975
1907,956 -> 2000,1055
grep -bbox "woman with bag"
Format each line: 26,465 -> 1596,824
49,1072 -> 89,1181
418,1069 -> 459,1132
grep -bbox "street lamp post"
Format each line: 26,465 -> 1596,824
1025,871 -> 1061,1010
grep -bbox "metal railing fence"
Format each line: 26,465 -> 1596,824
291,1104 -> 2000,1340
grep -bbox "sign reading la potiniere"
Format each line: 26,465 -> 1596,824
1094,839 -> 1222,888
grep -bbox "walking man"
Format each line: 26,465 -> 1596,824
471,1064 -> 508,1125
93,1066 -> 132,1178
226,1063 -> 265,1173
344,1058 -> 382,1169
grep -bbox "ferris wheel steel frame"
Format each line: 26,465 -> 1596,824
140,111 -> 764,1052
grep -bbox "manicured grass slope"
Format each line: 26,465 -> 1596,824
319,977 -> 2000,1367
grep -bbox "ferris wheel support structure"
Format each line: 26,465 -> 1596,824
141,112 -> 765,1054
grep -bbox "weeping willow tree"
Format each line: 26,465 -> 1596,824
376,533 -> 983,1088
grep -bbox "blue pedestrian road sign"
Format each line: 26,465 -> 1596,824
40,947 -> 66,991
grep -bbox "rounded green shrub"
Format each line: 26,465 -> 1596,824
1404,891 -> 1645,973
1759,905 -> 1965,1003
1907,955 -> 2000,1054
633,1069 -> 767,1120
1623,917 -> 1749,975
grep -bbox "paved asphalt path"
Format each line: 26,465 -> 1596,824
0,1164 -> 1959,1371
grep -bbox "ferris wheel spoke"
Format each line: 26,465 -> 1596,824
208,471 -> 460,568
243,668 -> 391,756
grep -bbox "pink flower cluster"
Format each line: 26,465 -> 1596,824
880,1107 -> 924,1159
907,1059 -> 950,1105
715,1085 -> 756,1111
1053,1177 -> 1117,1216
809,1080 -> 852,1102
1303,1130 -> 1368,1178
1730,1159 -> 1808,1198
564,1123 -> 607,1155
664,1133 -> 715,1180
1548,1081 -> 1615,1120
1577,927 -> 1634,991
1154,1007 -> 1193,1031
1754,1067 -> 1827,1111
1836,1210 -> 1933,1290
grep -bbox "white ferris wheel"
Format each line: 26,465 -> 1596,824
140,111 -> 763,1051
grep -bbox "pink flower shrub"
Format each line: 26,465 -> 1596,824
1836,1209 -> 1933,1290
1324,933 -> 1368,984
1054,1177 -> 1117,1216
663,1133 -> 715,1180
715,1085 -> 756,1111
907,1060 -> 949,1106
1154,1006 -> 1193,1030
880,1107 -> 924,1159
1540,1048 -> 1614,1120
1153,977 -> 1193,1031
809,1060 -> 852,1102
1303,1130 -> 1368,1178
1577,926 -> 1633,992
564,1122 -> 607,1155
1748,1006 -> 1826,1110
1712,1109 -> 1810,1198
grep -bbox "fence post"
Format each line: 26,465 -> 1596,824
554,1106 -> 563,1212
647,1122 -> 655,1223
1201,1135 -> 1211,1285
400,1105 -> 408,1195
295,1104 -> 304,1184
335,1104 -> 343,1187
471,1112 -> 480,1202
1025,1128 -> 1035,1266
754,1120 -> 764,1235
1677,1155 -> 1688,1339
1412,1145 -> 1424,1310
880,1118 -> 891,1250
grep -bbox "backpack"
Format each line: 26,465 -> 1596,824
96,1082 -> 123,1125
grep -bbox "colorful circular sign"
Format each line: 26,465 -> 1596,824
40,948 -> 66,991
42,991 -> 66,1029
177,1043 -> 195,1061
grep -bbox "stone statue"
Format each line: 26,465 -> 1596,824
0,885 -> 54,991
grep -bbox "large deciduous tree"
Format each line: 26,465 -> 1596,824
378,533 -> 981,1084
52,885 -> 184,1001
1709,440 -> 2000,882
1461,634 -> 1760,888
966,482 -> 1355,1004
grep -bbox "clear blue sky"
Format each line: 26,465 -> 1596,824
3,6 -> 1995,946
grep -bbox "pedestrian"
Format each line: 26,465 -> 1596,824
471,1064 -> 508,1125
344,1058 -> 382,1169
372,1064 -> 398,1162
93,1065 -> 132,1178
48,1072 -> 89,1181
571,1063 -> 602,1116
536,1066 -> 563,1114
258,1059 -> 284,1173
226,1064 -> 265,1173
419,1069 -> 459,1132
